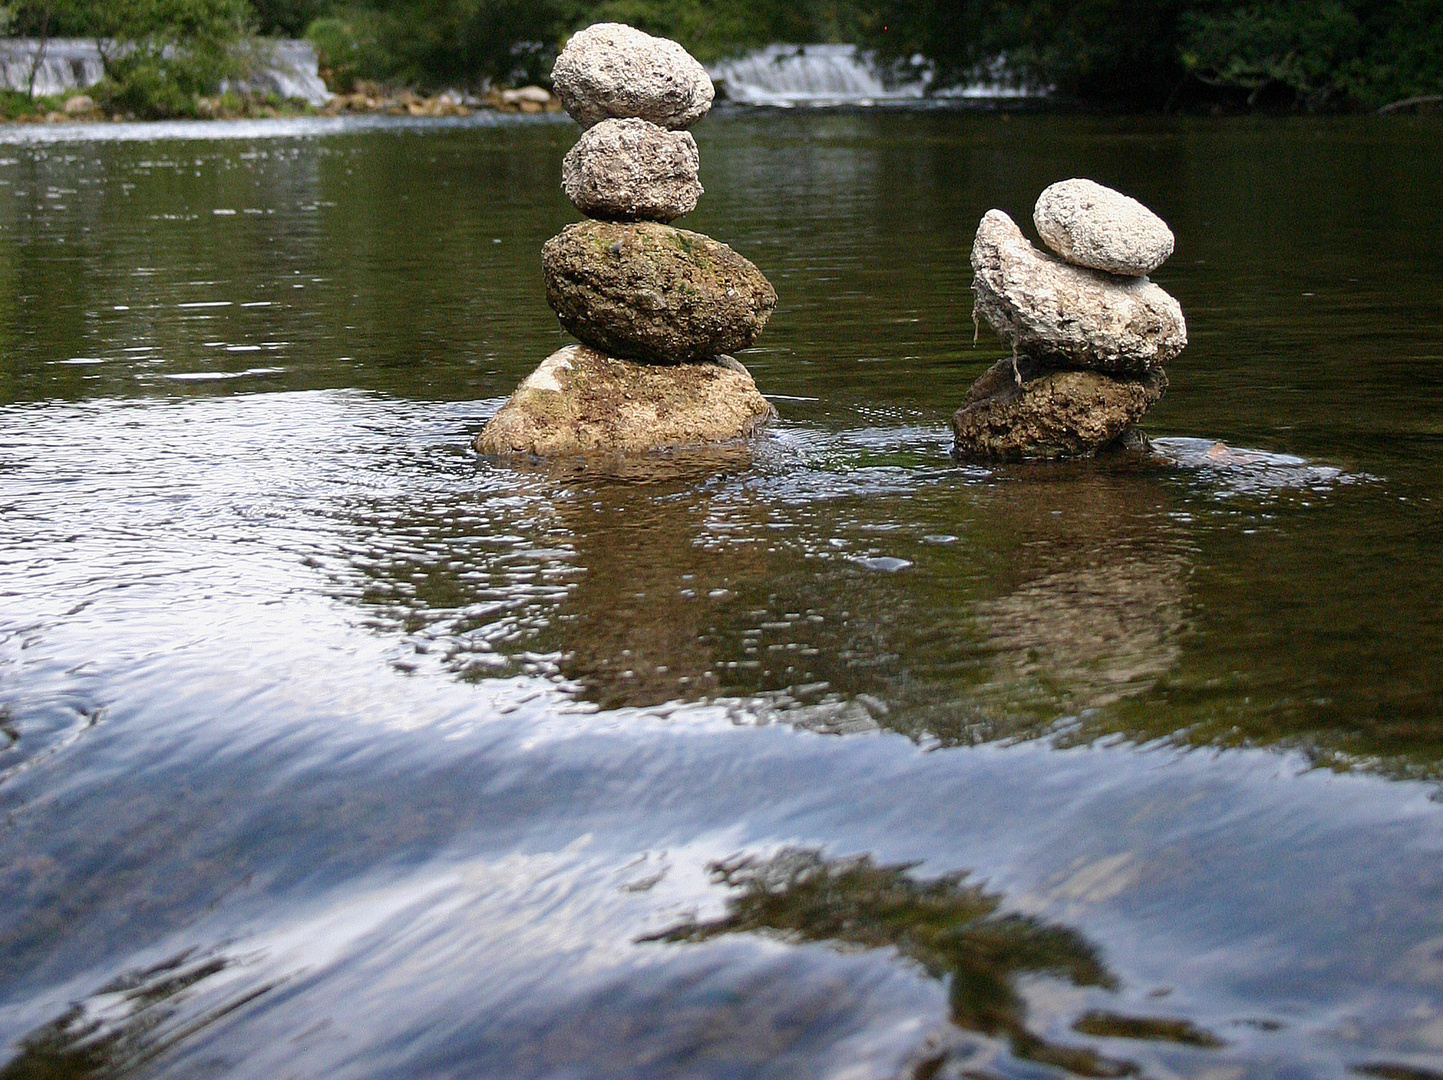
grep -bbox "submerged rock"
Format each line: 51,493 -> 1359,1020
551,23 -> 714,130
475,345 -> 776,456
952,356 -> 1167,459
972,209 -> 1186,376
1034,178 -> 1175,277
542,219 -> 777,363
562,118 -> 702,222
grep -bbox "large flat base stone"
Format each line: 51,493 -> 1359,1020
952,357 -> 1167,460
476,345 -> 776,457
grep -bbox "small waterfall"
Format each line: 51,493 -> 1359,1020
709,44 -> 1037,106
0,38 -> 331,106
710,44 -> 919,106
225,40 -> 333,106
0,40 -> 105,98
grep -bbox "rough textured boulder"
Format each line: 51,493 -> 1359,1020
972,210 -> 1186,375
543,220 -> 777,363
952,356 -> 1167,459
562,118 -> 702,222
475,345 -> 776,456
551,23 -> 714,130
1034,178 -> 1175,277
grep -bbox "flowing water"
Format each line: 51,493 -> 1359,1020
2,107 -> 1443,1080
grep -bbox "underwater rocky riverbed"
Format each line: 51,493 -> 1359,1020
2,108 -> 1443,1079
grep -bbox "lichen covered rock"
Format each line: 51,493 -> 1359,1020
542,220 -> 777,363
1034,178 -> 1174,277
551,23 -> 714,130
972,209 -> 1186,376
562,118 -> 702,222
952,356 -> 1167,460
475,345 -> 776,456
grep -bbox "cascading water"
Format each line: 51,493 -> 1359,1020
708,44 -> 1037,106
0,38 -> 333,106
709,44 -> 920,106
0,40 -> 105,98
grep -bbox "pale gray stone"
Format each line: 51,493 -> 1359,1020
1033,178 -> 1175,276
562,118 -> 702,222
551,23 -> 714,130
971,209 -> 1187,375
475,345 -> 775,456
952,355 -> 1167,459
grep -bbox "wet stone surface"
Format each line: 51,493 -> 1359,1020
951,356 -> 1168,459
475,345 -> 775,456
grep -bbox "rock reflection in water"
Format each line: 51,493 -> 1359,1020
520,447 -> 768,710
964,467 -> 1188,732
875,462 -> 1191,748
645,848 -> 1145,1079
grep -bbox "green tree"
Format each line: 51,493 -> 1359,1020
864,0 -> 1443,108
79,0 -> 253,117
250,0 -> 333,34
1180,0 -> 1443,108
310,0 -> 588,89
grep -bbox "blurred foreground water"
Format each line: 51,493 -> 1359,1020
2,108 -> 1443,1080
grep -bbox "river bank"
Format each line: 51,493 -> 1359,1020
0,81 -> 564,124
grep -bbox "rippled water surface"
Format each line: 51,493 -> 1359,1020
3,109 -> 1443,1080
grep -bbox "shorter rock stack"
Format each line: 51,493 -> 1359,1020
477,23 -> 778,457
953,179 -> 1187,459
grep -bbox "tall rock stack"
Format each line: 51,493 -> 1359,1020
476,23 -> 779,458
952,179 -> 1187,459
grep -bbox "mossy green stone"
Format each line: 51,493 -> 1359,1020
542,220 -> 777,364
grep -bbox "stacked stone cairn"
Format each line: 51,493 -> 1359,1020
476,23 -> 779,457
952,179 -> 1188,459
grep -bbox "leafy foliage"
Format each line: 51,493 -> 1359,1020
309,0 -> 583,88
2,0 -> 1440,109
1180,0 -> 1443,108
864,0 -> 1443,108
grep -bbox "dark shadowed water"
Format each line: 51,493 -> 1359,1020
2,107 -> 1443,1080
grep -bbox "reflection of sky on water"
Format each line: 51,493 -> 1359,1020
3,392 -> 1443,1077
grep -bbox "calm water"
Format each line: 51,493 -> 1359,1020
2,107 -> 1443,1080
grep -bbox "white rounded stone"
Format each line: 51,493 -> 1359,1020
562,118 -> 702,222
551,23 -> 714,130
1033,178 -> 1175,277
971,209 -> 1187,375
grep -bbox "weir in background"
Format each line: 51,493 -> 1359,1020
0,38 -> 332,106
707,44 -> 1035,106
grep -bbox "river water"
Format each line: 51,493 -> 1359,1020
2,107 -> 1442,1080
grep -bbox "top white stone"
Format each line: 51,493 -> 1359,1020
551,23 -> 714,131
1033,178 -> 1175,277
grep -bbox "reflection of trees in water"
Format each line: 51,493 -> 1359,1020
0,950 -> 269,1080
645,848 -> 1146,1079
